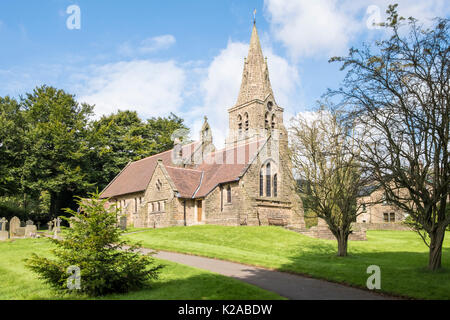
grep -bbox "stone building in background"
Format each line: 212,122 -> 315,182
355,185 -> 410,230
100,23 -> 305,229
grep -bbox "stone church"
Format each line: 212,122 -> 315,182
100,23 -> 306,229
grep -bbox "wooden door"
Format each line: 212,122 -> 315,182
197,200 -> 202,222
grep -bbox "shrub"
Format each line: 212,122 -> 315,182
25,191 -> 162,297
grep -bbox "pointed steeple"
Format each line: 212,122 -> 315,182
236,24 -> 274,106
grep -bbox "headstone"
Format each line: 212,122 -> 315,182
119,216 -> 127,230
9,217 -> 20,238
0,217 -> 7,231
0,231 -> 8,241
25,225 -> 37,238
48,221 -> 53,232
56,217 -> 61,232
53,217 -> 62,239
26,220 -> 34,226
0,218 -> 8,240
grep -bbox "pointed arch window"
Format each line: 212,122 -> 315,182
259,169 -> 264,197
265,112 -> 269,130
266,163 -> 271,197
227,185 -> 232,203
271,114 -> 276,129
273,174 -> 278,197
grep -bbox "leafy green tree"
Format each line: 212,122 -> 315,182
87,111 -> 187,191
26,192 -> 162,297
0,96 -> 24,195
21,85 -> 94,218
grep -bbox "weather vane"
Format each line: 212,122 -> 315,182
253,9 -> 257,25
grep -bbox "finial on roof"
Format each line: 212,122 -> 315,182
253,9 -> 256,25
204,116 -> 208,122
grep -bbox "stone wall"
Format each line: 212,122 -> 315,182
203,182 -> 241,226
354,222 -> 411,231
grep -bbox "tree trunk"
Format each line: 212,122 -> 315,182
428,228 -> 445,271
336,231 -> 349,257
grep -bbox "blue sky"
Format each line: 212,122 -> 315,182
0,0 -> 449,147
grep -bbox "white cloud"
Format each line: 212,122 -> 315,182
264,0 -> 450,60
265,0 -> 360,59
77,60 -> 186,119
118,34 -> 176,57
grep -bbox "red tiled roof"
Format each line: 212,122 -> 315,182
100,139 -> 266,199
194,140 -> 265,197
165,166 -> 203,198
100,142 -> 199,198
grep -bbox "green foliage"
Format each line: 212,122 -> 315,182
25,192 -> 162,297
0,96 -> 24,195
0,85 -> 188,219
0,201 -> 27,221
86,111 -> 188,190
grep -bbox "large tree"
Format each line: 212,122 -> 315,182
329,6 -> 449,270
0,96 -> 24,195
86,111 -> 187,191
290,108 -> 368,256
21,85 -> 94,218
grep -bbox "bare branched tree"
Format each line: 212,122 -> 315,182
329,5 -> 449,270
290,108 -> 369,256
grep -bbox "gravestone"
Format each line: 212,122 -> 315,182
119,216 -> 127,230
25,225 -> 37,238
0,218 -> 8,241
9,217 -> 20,239
53,217 -> 62,239
26,220 -> 34,226
48,221 -> 53,232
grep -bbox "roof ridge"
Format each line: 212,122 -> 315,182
131,141 -> 199,164
165,166 -> 203,173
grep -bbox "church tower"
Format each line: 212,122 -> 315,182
226,22 -> 284,146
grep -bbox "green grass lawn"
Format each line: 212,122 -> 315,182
0,238 -> 283,300
125,226 -> 450,300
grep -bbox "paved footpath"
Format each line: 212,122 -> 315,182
137,247 -> 393,300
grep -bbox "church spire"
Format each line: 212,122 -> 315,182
236,23 -> 274,106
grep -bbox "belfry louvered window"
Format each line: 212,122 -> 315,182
244,113 -> 249,132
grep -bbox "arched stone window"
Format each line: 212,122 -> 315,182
266,163 -> 271,197
227,185 -> 232,203
244,113 -> 249,132
273,174 -> 278,197
271,114 -> 276,129
267,101 -> 273,111
259,169 -> 264,197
